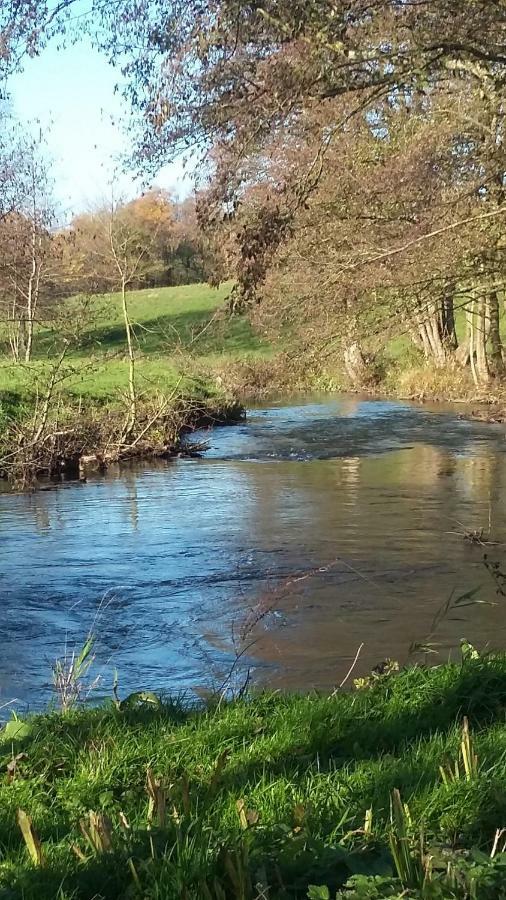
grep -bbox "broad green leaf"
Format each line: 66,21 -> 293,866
119,691 -> 161,711
2,718 -> 33,744
307,887 -> 330,900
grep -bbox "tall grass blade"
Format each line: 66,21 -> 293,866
17,809 -> 44,866
389,790 -> 422,888
147,768 -> 166,828
79,811 -> 113,854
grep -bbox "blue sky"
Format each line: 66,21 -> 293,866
9,36 -> 189,219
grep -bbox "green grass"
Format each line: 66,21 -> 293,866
0,282 -> 274,480
0,282 -> 271,406
2,658 -> 506,898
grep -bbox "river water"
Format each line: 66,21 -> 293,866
2,395 -> 506,711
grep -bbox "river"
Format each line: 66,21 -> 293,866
2,395 -> 506,711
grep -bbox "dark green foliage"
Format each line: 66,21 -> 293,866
0,390 -> 32,429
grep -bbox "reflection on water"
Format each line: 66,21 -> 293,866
1,396 -> 506,710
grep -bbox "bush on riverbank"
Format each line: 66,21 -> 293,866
0,388 -> 244,484
2,656 -> 506,898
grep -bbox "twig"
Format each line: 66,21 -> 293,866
216,637 -> 260,707
125,376 -> 184,451
333,643 -> 365,694
491,828 -> 506,859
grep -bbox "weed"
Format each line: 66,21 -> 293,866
52,633 -> 99,712
439,718 -> 479,785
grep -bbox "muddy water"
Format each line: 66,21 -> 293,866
2,395 -> 506,711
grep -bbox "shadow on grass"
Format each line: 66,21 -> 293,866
69,310 -> 265,357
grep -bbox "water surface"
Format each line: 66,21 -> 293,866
2,396 -> 506,710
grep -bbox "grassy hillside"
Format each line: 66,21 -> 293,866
0,282 -> 271,404
2,657 -> 506,898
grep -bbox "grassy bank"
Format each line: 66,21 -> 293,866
0,279 -> 496,421
0,283 -> 270,482
2,657 -> 506,898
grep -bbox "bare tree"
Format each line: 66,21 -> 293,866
72,199 -> 160,440
0,131 -> 57,362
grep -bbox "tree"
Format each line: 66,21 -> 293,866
92,1 -> 506,172
0,127 -> 58,362
72,199 -> 163,439
90,2 -> 506,386
0,105 -> 25,222
5,1 -> 506,386
209,73 -> 506,385
0,0 -> 93,82
70,190 -> 210,291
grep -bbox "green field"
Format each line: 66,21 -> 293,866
2,657 -> 506,898
0,283 -> 490,414
0,282 -> 271,405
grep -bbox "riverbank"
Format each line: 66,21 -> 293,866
213,351 -> 506,426
0,283 -> 261,485
3,279 -> 506,485
2,656 -> 506,899
205,324 -> 506,413
0,389 -> 244,485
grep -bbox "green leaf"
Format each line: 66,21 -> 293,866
461,639 -> 480,661
308,887 -> 330,900
98,790 -> 115,807
76,636 -> 94,666
119,691 -> 161,711
470,848 -> 492,865
453,586 -> 483,607
2,718 -> 33,744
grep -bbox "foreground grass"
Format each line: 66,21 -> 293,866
2,659 -> 506,898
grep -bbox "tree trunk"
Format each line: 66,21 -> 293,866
121,278 -> 136,440
406,320 -> 423,352
440,291 -> 457,350
422,299 -> 446,367
18,316 -> 27,360
344,341 -> 373,386
24,227 -> 39,363
417,321 -> 433,359
413,296 -> 450,367
412,299 -> 440,362
475,296 -> 490,384
486,291 -> 504,375
8,293 -> 22,362
468,301 -> 479,387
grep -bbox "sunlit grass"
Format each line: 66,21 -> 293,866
0,282 -> 272,406
2,657 -> 506,897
